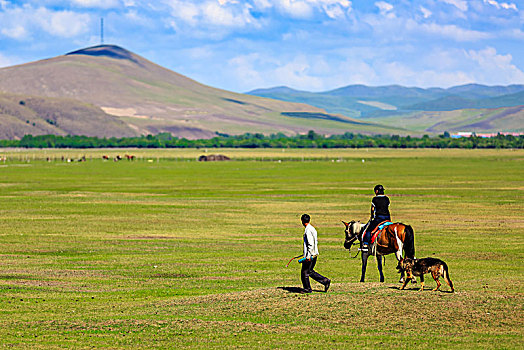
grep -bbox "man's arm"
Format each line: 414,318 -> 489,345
303,228 -> 314,259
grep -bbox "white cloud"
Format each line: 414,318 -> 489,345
273,55 -> 324,90
165,0 -> 257,28
322,1 -> 352,19
36,8 -> 91,37
507,28 -> 524,39
484,0 -> 518,11
440,0 -> 468,12
417,22 -> 491,41
0,5 -> 91,40
166,1 -> 199,26
218,0 -> 239,5
1,25 -> 28,40
466,47 -> 524,83
337,58 -> 378,86
71,0 -> 120,8
360,47 -> 524,88
275,0 -> 314,19
375,1 -> 393,13
227,52 -> 328,91
501,3 -> 518,10
228,53 -> 269,90
271,0 -> 353,20
202,1 -> 254,27
252,0 -> 272,10
420,6 -> 432,18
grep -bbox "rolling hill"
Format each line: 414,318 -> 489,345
0,92 -> 136,140
248,84 -> 524,133
0,45 -> 401,139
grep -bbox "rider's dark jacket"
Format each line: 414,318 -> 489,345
371,195 -> 390,218
363,195 -> 391,243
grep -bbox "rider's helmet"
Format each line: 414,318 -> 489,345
374,184 -> 385,194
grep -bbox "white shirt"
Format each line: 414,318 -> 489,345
303,223 -> 319,259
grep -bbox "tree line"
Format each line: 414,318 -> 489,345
0,131 -> 522,149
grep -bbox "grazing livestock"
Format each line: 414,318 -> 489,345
198,154 -> 230,161
125,154 -> 135,161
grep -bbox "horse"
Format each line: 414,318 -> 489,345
342,220 -> 415,283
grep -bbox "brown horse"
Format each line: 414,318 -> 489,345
342,220 -> 415,283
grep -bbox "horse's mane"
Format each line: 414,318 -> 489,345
351,221 -> 365,235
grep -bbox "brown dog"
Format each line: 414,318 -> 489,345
397,257 -> 454,292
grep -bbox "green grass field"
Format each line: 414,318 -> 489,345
0,149 -> 522,349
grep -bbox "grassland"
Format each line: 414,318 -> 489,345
0,148 -> 522,349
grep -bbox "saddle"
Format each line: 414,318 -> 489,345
369,221 -> 395,244
361,221 -> 393,256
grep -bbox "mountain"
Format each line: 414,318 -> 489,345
247,83 -> 524,133
445,84 -> 524,99
0,45 -> 401,139
369,105 -> 524,133
0,92 -> 136,140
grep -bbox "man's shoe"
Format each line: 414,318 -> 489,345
324,280 -> 331,292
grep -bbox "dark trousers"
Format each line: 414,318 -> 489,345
363,215 -> 390,243
301,257 -> 330,292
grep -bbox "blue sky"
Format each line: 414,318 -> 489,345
0,0 -> 523,93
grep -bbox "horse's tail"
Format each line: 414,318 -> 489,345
403,225 -> 415,259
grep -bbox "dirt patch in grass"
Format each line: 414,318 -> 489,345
151,273 -> 190,279
126,235 -> 176,240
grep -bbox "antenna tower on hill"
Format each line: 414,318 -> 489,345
100,18 -> 104,45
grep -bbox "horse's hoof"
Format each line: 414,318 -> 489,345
380,278 -> 385,283
399,278 -> 405,283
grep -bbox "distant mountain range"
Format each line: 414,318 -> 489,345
0,44 -> 521,139
0,45 -> 399,140
247,84 -> 524,133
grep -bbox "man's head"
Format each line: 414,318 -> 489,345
301,214 -> 311,226
374,184 -> 385,195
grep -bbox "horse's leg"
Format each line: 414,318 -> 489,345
395,250 -> 406,283
360,250 -> 369,282
376,255 -> 384,282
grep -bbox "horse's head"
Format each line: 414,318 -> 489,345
342,220 -> 363,250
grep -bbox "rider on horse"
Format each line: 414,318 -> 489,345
362,184 -> 391,250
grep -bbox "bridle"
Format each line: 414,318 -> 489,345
344,222 -> 361,258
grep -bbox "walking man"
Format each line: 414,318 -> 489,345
299,214 -> 331,293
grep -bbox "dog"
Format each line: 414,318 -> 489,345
397,257 -> 454,292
